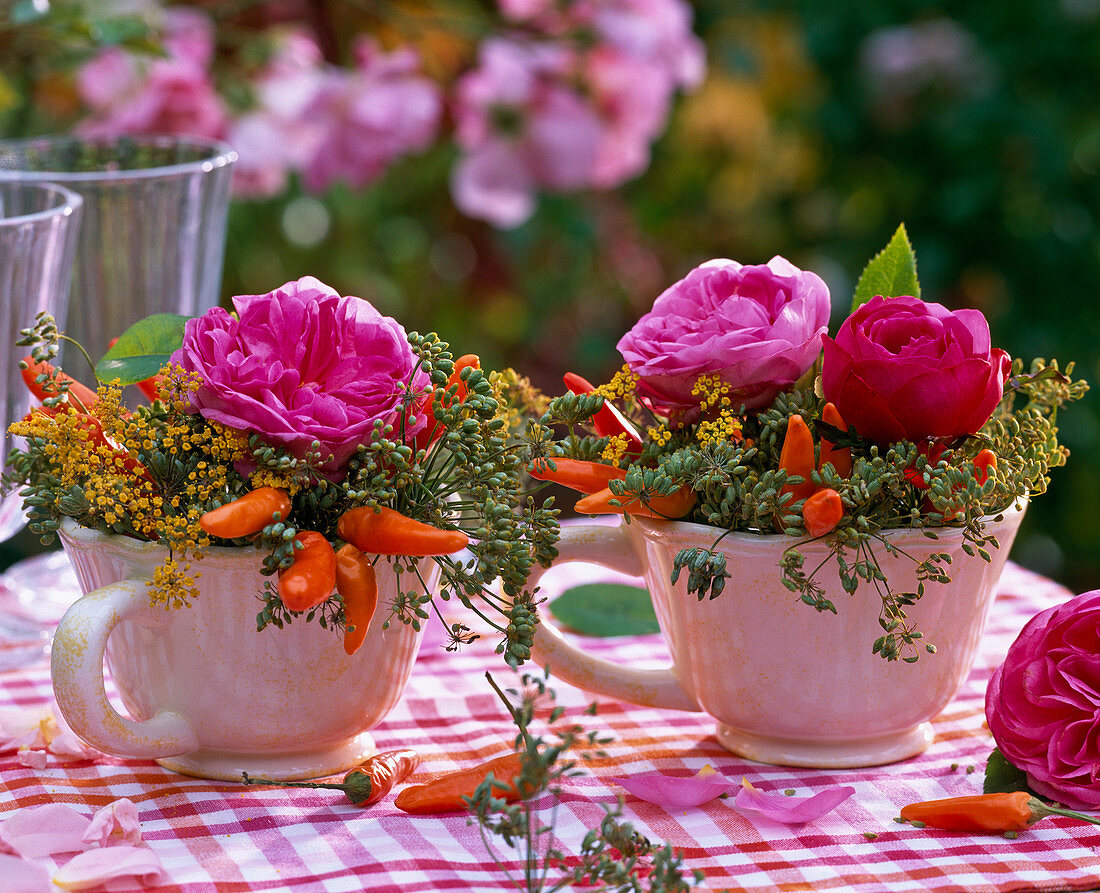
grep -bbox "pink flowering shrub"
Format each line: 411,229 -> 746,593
450,38 -> 602,227
303,39 -> 443,193
226,30 -> 327,198
616,257 -> 831,419
170,276 -> 430,477
70,0 -> 704,225
451,0 -> 705,225
76,7 -> 227,140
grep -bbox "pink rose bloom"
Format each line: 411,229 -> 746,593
450,38 -> 601,227
986,589 -> 1100,810
821,295 -> 1010,446
303,39 -> 442,193
617,257 -> 831,418
171,277 -> 429,477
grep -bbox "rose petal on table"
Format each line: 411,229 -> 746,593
0,707 -> 55,754
0,804 -> 92,858
83,799 -> 142,848
0,706 -> 47,753
49,731 -> 106,762
612,768 -> 735,808
733,778 -> 855,824
0,852 -> 53,893
17,748 -> 48,770
53,845 -> 164,890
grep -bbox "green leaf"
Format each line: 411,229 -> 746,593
549,583 -> 659,637
850,223 -> 921,313
94,313 -> 191,385
87,16 -> 153,48
984,748 -> 1034,795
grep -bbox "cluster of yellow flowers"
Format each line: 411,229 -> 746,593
9,365 -> 254,606
592,365 -> 639,402
691,373 -> 743,448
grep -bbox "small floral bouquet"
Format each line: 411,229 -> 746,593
6,276 -> 558,664
531,226 -> 1086,660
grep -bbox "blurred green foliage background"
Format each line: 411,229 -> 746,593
4,0 -> 1099,591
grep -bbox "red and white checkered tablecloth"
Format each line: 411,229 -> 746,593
1,560 -> 1098,892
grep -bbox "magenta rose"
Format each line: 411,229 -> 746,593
171,277 -> 429,477
821,295 -> 1010,446
986,589 -> 1100,810
616,257 -> 830,418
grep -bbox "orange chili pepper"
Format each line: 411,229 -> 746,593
20,356 -> 98,411
778,414 -> 817,506
574,483 -> 697,520
802,488 -> 843,538
135,375 -> 161,402
278,531 -> 337,612
336,544 -> 378,656
448,354 -> 480,402
243,749 -> 421,807
528,457 -> 628,494
563,372 -> 644,454
337,506 -> 469,556
818,402 -> 853,478
973,449 -> 997,486
411,354 -> 481,453
900,792 -> 1100,834
393,751 -> 524,814
200,487 -> 292,540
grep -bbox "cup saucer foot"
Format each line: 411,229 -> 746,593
716,722 -> 934,769
156,732 -> 377,782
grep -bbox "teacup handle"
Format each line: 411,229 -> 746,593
51,579 -> 199,758
530,523 -> 700,712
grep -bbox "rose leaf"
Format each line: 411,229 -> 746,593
94,313 -> 192,384
549,583 -> 659,637
851,222 -> 921,312
983,747 -> 1035,795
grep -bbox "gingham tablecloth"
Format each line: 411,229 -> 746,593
1,560 -> 1098,893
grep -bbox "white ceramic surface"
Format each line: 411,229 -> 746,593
532,503 -> 1026,768
51,519 -> 435,781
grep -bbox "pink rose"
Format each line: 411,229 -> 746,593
822,295 -> 1010,446
617,257 -> 830,418
171,277 -> 429,477
986,589 -> 1100,810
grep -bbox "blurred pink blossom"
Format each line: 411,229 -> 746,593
453,0 -> 704,225
584,0 -> 705,88
230,30 -> 327,198
302,38 -> 442,193
497,0 -> 557,21
75,7 -> 227,140
451,37 -> 601,226
581,0 -> 705,186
